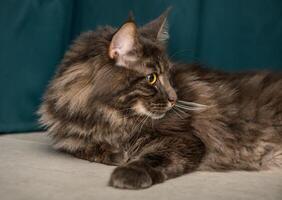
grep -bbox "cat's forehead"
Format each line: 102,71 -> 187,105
129,57 -> 170,75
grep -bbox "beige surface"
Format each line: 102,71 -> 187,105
0,132 -> 281,200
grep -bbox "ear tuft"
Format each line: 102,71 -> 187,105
141,7 -> 172,43
127,11 -> 135,22
157,16 -> 169,42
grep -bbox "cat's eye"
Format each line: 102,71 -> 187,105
146,73 -> 157,85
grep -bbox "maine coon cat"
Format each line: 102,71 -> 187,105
38,9 -> 282,189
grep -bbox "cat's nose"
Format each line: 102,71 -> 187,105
166,88 -> 177,107
168,95 -> 177,106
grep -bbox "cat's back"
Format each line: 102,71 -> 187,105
172,64 -> 282,170
228,71 -> 282,126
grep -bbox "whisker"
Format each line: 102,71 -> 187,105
175,104 -> 207,111
132,115 -> 147,134
172,108 -> 184,119
177,100 -> 208,108
131,115 -> 143,133
174,106 -> 188,115
139,116 -> 149,133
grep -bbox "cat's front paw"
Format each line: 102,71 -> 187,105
109,166 -> 153,189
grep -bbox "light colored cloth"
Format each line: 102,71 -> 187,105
0,132 -> 281,200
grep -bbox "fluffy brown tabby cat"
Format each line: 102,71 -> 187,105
38,9 -> 282,189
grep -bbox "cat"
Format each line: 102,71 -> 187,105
38,8 -> 282,189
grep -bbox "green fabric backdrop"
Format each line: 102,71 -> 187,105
0,0 -> 282,132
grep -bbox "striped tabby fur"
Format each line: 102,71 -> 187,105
38,9 -> 282,189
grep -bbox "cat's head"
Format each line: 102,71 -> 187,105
52,8 -> 177,121
106,8 -> 177,119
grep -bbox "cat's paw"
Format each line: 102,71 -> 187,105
109,166 -> 153,189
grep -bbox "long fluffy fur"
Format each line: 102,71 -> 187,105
38,12 -> 282,189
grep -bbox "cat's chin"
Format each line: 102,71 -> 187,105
149,113 -> 166,119
133,101 -> 167,119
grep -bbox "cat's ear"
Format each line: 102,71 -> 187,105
109,21 -> 138,66
141,7 -> 171,43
